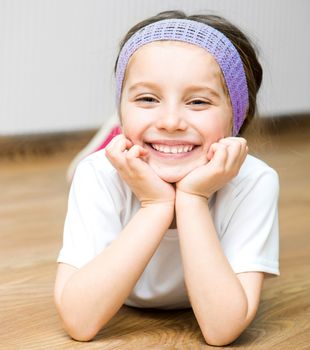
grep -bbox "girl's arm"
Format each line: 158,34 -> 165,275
176,192 -> 263,346
176,137 -> 264,346
55,135 -> 175,341
55,202 -> 173,341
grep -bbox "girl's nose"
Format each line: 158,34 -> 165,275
155,108 -> 188,132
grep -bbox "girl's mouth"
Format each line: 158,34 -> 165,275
145,142 -> 199,158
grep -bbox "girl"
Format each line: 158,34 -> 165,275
54,10 -> 279,346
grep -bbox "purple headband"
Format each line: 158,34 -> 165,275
115,18 -> 249,136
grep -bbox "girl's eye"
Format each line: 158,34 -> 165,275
189,99 -> 210,105
136,96 -> 158,103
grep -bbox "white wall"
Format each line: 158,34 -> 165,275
1,0 -> 309,135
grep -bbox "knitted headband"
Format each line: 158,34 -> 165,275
115,18 -> 249,136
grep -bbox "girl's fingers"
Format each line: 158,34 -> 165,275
207,143 -> 229,169
207,137 -> 248,179
106,134 -> 132,159
219,137 -> 248,170
126,144 -> 148,159
110,134 -> 132,152
126,145 -> 150,173
106,138 -> 150,177
207,142 -> 222,160
219,137 -> 247,155
219,137 -> 247,156
105,134 -> 134,172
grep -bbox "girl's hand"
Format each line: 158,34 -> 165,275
105,134 -> 175,208
176,137 -> 248,199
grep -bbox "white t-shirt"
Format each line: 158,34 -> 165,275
58,150 -> 279,309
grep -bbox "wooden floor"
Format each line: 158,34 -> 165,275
1,121 -> 310,349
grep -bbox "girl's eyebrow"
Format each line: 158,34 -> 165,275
185,85 -> 221,99
128,81 -> 160,93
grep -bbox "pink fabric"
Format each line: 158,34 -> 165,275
94,126 -> 122,152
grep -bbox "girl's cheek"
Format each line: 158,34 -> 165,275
121,122 -> 143,145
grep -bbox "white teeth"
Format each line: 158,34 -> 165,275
151,144 -> 194,154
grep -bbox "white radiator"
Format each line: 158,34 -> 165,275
0,0 -> 309,134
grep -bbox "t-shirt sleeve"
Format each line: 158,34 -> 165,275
219,167 -> 280,276
57,158 -> 123,268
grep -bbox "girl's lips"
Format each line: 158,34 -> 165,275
145,139 -> 199,146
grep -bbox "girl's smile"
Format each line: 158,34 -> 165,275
145,139 -> 200,158
120,41 -> 233,182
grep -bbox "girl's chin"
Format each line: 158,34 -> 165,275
157,172 -> 185,184
149,164 -> 193,183
148,155 -> 208,183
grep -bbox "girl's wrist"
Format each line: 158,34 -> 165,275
140,199 -> 175,216
175,190 -> 209,209
140,198 -> 175,209
139,202 -> 175,231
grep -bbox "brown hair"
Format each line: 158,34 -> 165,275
115,10 -> 263,135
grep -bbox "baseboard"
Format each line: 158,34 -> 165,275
0,114 -> 309,160
0,129 -> 97,160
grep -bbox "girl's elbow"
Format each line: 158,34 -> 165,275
55,298 -> 101,342
60,312 -> 102,342
65,323 -> 98,342
201,321 -> 246,346
203,332 -> 239,347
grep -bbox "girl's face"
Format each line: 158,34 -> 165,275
120,41 -> 233,183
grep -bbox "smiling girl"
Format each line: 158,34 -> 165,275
54,11 -> 279,345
